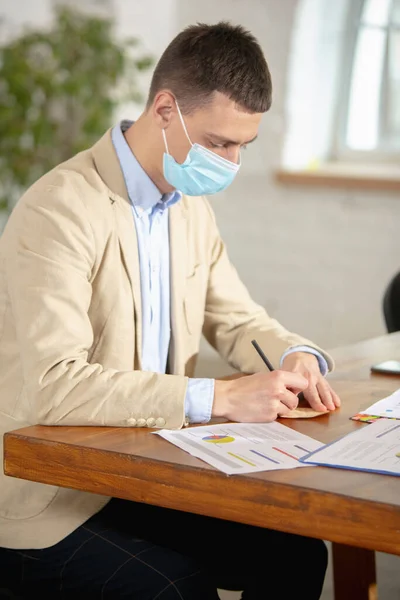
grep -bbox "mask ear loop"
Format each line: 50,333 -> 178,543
175,101 -> 193,146
162,99 -> 193,155
162,128 -> 170,154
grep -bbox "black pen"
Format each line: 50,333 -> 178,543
251,339 -> 274,371
251,339 -> 305,401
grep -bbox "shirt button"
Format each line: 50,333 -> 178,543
127,418 -> 137,427
137,418 -> 147,427
155,417 -> 166,428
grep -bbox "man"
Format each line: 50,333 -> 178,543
0,21 -> 340,599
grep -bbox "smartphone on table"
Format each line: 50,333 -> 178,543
370,360 -> 400,376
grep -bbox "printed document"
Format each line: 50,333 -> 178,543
301,418 -> 400,476
359,388 -> 400,419
155,421 -> 323,475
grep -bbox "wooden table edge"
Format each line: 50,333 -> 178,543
4,429 -> 400,556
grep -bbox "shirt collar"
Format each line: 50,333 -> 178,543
111,119 -> 181,214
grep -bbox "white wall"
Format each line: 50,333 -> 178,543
112,0 -> 177,122
1,0 -> 399,360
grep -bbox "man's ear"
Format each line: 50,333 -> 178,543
152,91 -> 177,130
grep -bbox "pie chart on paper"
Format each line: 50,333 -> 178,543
202,434 -> 235,444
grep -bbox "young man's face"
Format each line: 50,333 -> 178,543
164,91 -> 262,165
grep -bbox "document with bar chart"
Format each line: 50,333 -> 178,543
155,421 -> 323,475
301,418 -> 400,477
359,388 -> 400,419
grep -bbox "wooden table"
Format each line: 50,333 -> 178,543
4,333 -> 400,600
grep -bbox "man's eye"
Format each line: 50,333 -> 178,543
241,144 -> 248,150
210,142 -> 224,149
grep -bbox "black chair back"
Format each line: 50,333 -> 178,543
383,271 -> 400,333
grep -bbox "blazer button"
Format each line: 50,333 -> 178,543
137,418 -> 147,427
155,417 -> 166,428
146,417 -> 156,427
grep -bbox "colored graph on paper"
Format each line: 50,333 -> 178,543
156,422 -> 323,475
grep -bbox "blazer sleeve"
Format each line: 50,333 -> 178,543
3,179 -> 187,429
201,198 -> 334,374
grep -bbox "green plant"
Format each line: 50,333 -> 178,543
0,6 -> 153,212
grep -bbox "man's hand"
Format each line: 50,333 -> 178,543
213,370 -> 308,423
281,352 -> 341,412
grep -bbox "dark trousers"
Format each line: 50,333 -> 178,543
0,498 -> 328,599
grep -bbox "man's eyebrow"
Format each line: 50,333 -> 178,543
206,133 -> 258,145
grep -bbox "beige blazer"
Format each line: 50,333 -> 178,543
0,129 -> 333,549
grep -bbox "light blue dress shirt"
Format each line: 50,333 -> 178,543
112,121 -> 214,423
112,121 -> 327,423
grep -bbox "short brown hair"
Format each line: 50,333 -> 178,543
147,21 -> 272,114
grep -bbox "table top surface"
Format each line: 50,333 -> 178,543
4,332 -> 400,555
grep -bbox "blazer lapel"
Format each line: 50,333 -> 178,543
92,129 -> 143,368
114,195 -> 142,369
169,201 -> 188,375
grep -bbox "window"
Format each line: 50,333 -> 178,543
280,0 -> 400,185
338,0 -> 400,158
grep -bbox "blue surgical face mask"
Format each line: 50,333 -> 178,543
162,102 -> 240,196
